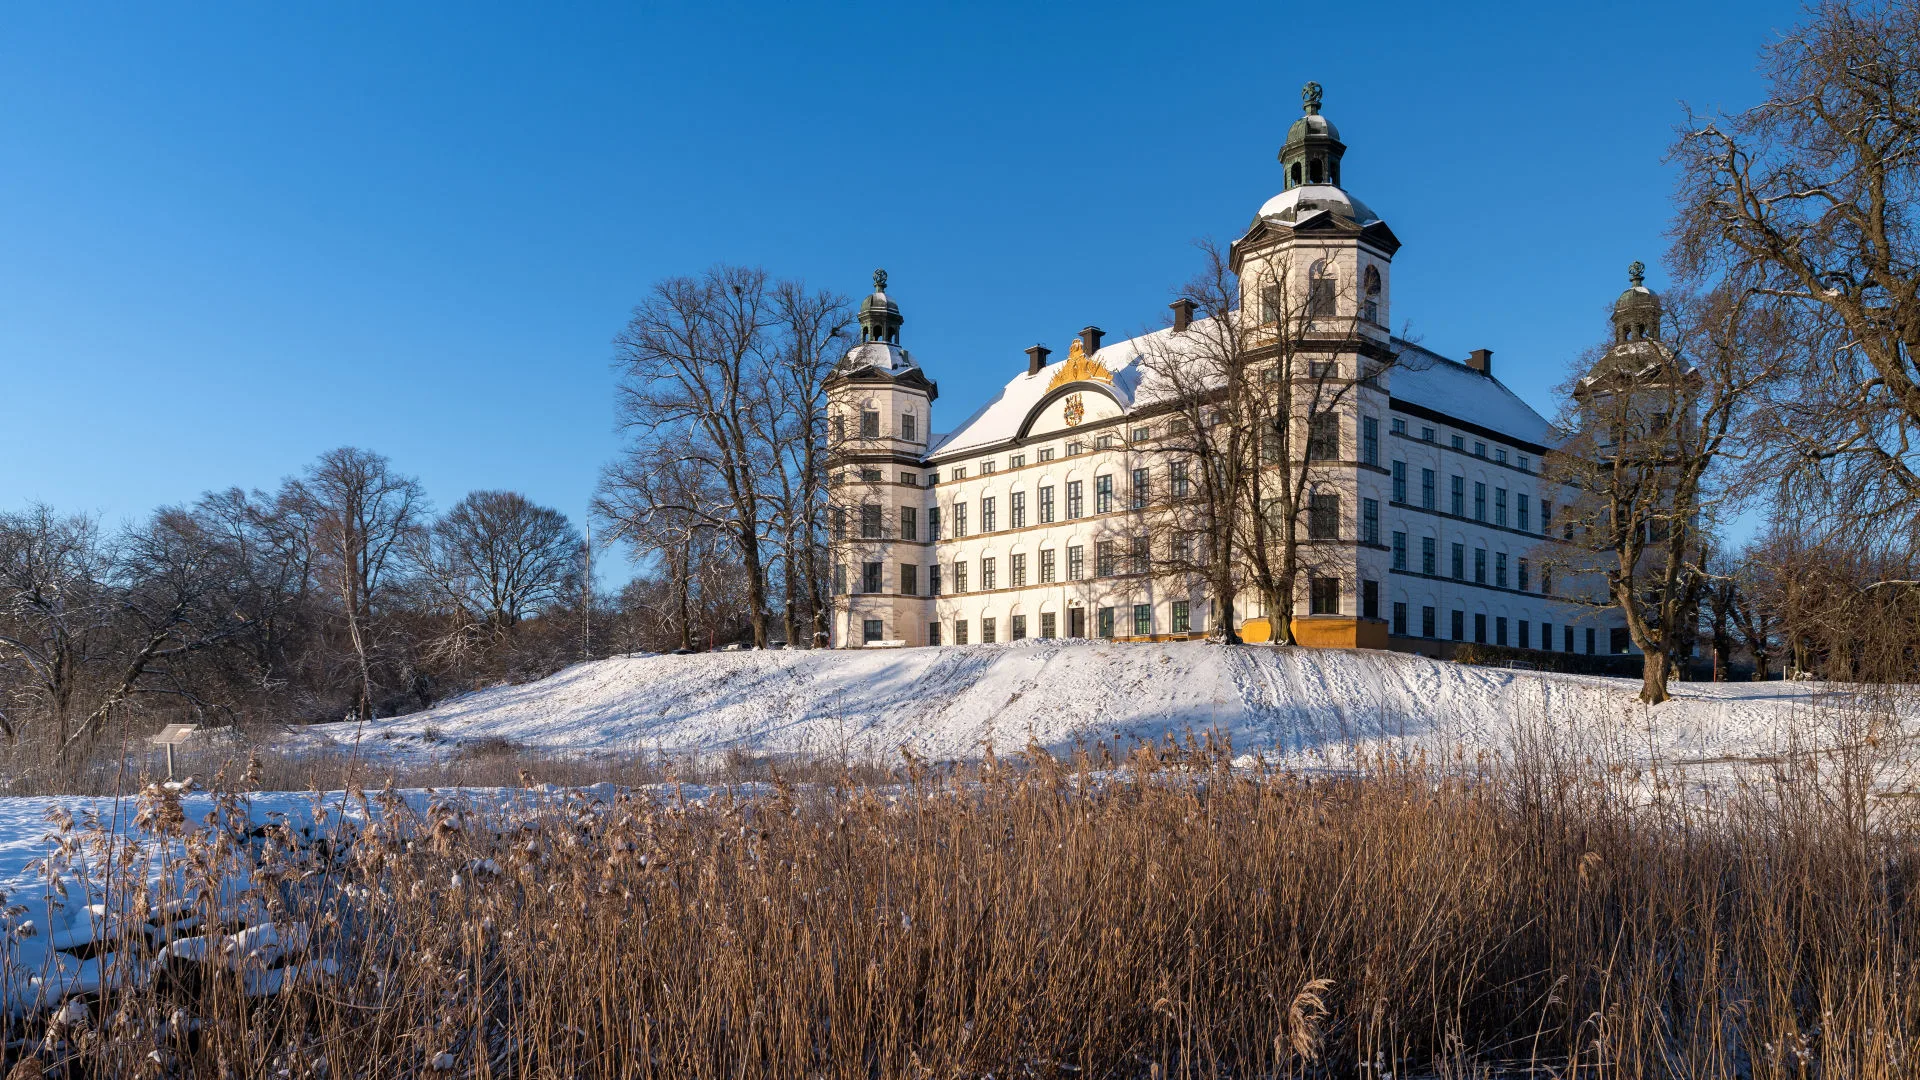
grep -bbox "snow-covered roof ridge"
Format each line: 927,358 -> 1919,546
925,326 -> 1171,458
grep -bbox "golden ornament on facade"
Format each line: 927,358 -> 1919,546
1063,393 -> 1085,426
1045,338 -> 1113,392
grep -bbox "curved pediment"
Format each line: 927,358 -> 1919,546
1017,380 -> 1128,441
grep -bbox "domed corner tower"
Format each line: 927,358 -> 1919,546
1575,261 -> 1693,403
1230,81 -> 1403,360
825,269 -> 940,649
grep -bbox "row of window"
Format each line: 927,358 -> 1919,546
1388,417 -> 1533,473
835,537 -> 1165,596
867,600 -> 1201,646
1387,604 -> 1627,654
849,466 -> 1197,542
1388,461 -> 1551,533
1389,534 -> 1546,594
836,408 -> 921,444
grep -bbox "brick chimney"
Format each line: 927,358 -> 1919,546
1466,349 -> 1494,377
1079,326 -> 1105,355
1170,298 -> 1195,332
1026,344 -> 1051,376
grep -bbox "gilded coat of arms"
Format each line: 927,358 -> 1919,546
1063,393 -> 1085,427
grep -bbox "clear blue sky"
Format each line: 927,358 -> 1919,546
1,1 -> 1801,578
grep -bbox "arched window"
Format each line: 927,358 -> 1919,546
1308,158 -> 1324,184
1362,265 -> 1382,323
1290,162 -> 1302,187
1307,259 -> 1336,318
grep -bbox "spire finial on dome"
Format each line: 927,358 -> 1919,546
1628,260 -> 1645,287
873,268 -> 888,293
1302,81 -> 1322,115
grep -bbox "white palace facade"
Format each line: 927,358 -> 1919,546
825,84 -> 1633,657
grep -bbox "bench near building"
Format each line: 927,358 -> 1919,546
826,84 -> 1635,658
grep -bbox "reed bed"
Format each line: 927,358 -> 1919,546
9,734 -> 1920,1079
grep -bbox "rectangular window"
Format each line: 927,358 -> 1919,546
1586,627 -> 1596,655
954,503 -> 968,538
1494,447 -> 1507,464
1362,579 -> 1379,619
1451,475 -> 1465,517
1516,493 -> 1529,532
1391,460 -> 1406,503
1517,454 -> 1530,473
901,563 -> 918,596
1131,426 -> 1150,443
981,496 -> 997,533
832,563 -> 845,595
1495,551 -> 1508,589
862,504 -> 882,539
1040,548 -> 1056,584
1474,547 -> 1487,584
1422,426 -> 1435,442
1473,482 -> 1486,521
1067,441 -> 1084,456
832,506 -> 847,540
1040,612 -> 1056,639
980,460 -> 996,475
929,565 -> 941,596
863,562 -> 883,593
1011,615 -> 1027,641
1541,622 -> 1552,651
1096,540 -> 1115,577
1451,610 -> 1467,640
1098,606 -> 1115,639
1451,543 -> 1465,580
1307,413 -> 1340,460
1131,468 -> 1149,510
1392,601 -> 1408,636
981,557 -> 997,591
860,410 -> 880,438
1423,606 -> 1437,638
928,506 -> 941,541
1133,604 -> 1152,636
1066,481 -> 1084,518
1392,531 -> 1408,571
899,507 -> 916,541
863,618 -> 884,644
1010,491 -> 1026,529
1362,498 -> 1380,546
1474,613 -> 1487,644
1130,535 -> 1150,575
982,618 -> 997,644
953,466 -> 966,480
953,562 -> 967,593
1310,576 -> 1340,615
1309,493 -> 1340,540
1518,620 -> 1529,649
1039,486 -> 1055,524
1541,501 -> 1553,533
1495,616 -> 1508,646
1473,441 -> 1486,457
1172,601 -> 1191,633
903,413 -> 918,442
1095,475 -> 1114,514
954,620 -> 969,645
1260,284 -> 1282,324
1422,469 -> 1436,510
1362,416 -> 1379,467
1451,434 -> 1465,451
1068,544 -> 1084,580
928,621 -> 941,646
1010,553 -> 1027,588
1422,536 -> 1437,576
1517,558 -> 1529,592
1037,447 -> 1054,462
1494,487 -> 1507,527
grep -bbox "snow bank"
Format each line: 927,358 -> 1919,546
295,641 -> 1893,776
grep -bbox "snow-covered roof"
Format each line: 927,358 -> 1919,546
836,341 -> 915,373
926,331 -> 1160,458
1388,342 -> 1559,448
1256,184 -> 1381,227
926,323 -> 1559,460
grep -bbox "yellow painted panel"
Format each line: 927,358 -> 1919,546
1239,617 -> 1273,643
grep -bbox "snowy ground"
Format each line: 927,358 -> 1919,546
291,641 -> 1916,789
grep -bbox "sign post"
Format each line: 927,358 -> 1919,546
148,723 -> 199,780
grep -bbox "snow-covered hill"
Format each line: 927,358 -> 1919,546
295,642 -> 1894,779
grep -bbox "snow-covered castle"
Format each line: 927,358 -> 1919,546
825,84 -> 1636,657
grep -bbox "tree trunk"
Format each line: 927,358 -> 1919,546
1639,648 -> 1672,705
